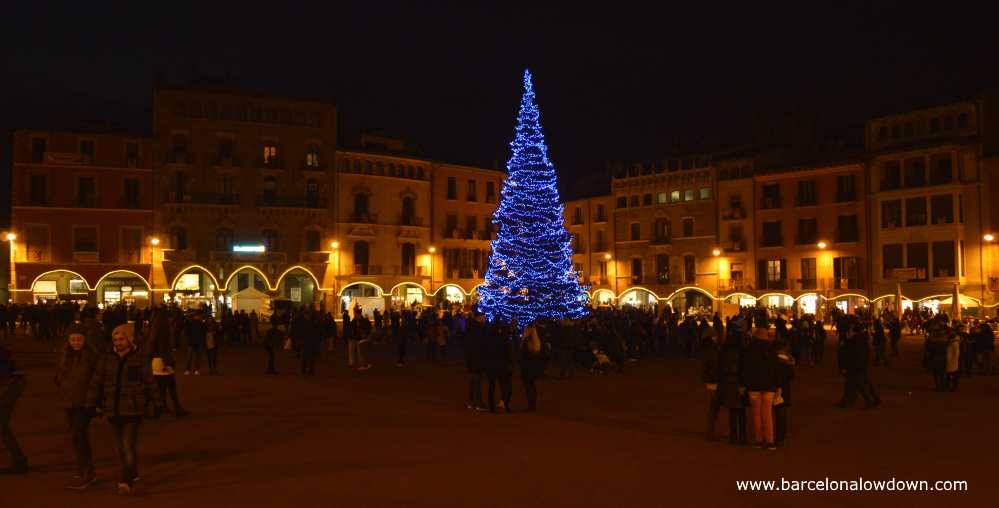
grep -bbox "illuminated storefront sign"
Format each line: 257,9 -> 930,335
233,245 -> 266,253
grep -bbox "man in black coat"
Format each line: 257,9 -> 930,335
300,310 -> 323,376
838,325 -> 880,409
183,313 -> 207,375
484,322 -> 514,413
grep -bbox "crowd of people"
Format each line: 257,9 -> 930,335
0,299 -> 996,494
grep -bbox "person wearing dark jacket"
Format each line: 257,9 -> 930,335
300,310 -> 323,376
717,335 -> 746,445
773,345 -> 795,447
183,313 -> 207,375
699,328 -> 721,441
264,323 -> 282,375
838,324 -> 880,409
464,314 -> 486,410
484,322 -> 514,413
149,311 -> 188,418
86,323 -> 161,495
0,343 -> 28,475
743,328 -> 778,450
872,319 -> 888,366
519,325 -> 545,412
55,325 -> 99,489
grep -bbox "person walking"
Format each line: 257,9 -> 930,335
888,315 -> 903,356
264,323 -> 282,375
717,335 -> 746,446
56,325 -> 99,489
0,343 -> 28,475
946,327 -> 961,391
872,318 -> 888,367
149,312 -> 188,419
743,327 -> 778,450
301,310 -> 323,377
699,327 -> 722,441
183,312 -> 207,375
485,322 -> 514,413
86,323 -> 161,495
520,324 -> 545,412
975,321 -> 994,375
838,322 -> 880,409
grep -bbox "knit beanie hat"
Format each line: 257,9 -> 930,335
66,323 -> 87,338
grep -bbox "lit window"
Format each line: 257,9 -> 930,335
670,190 -> 680,202
657,192 -> 667,204
699,187 -> 711,199
684,189 -> 694,201
263,145 -> 277,163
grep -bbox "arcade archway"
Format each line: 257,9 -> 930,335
169,265 -> 220,311
30,270 -> 90,304
389,282 -> 428,308
95,270 -> 151,308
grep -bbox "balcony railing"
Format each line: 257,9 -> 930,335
592,242 -> 607,252
167,193 -> 241,206
257,157 -> 285,169
794,234 -> 818,245
73,251 -> 99,263
162,249 -> 197,262
300,251 -> 331,263
301,160 -> 329,171
721,207 -> 746,220
392,265 -> 426,276
164,152 -> 196,165
257,196 -> 327,209
399,215 -> 424,226
76,196 -> 97,208
594,214 -> 608,223
349,212 -> 378,223
119,197 -> 144,209
761,236 -> 783,247
352,264 -> 383,275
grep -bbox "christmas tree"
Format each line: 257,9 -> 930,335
477,70 -> 588,326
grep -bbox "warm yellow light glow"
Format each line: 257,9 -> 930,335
985,234 -> 995,242
604,253 -> 612,260
330,241 -> 339,250
428,246 -> 436,253
5,233 -> 16,241
712,248 -> 721,256
150,237 -> 160,246
817,241 -> 828,249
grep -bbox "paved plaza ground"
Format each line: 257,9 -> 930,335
2,332 -> 996,507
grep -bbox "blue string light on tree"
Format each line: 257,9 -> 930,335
477,69 -> 589,327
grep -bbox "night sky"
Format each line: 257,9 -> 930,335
5,3 -> 998,196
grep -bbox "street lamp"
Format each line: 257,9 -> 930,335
817,241 -> 828,249
985,234 -> 995,242
148,237 -> 160,306
428,246 -> 436,295
3,233 -> 15,300
330,241 -> 340,303
4,233 -> 15,242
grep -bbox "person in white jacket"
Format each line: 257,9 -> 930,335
945,327 -> 961,391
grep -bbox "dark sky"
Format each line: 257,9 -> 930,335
6,2 -> 999,196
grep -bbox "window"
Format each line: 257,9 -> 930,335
79,139 -> 95,159
306,143 -> 320,167
762,221 -> 782,247
932,241 -> 955,278
882,244 -> 903,279
761,259 -> 785,289
77,176 -> 96,207
728,193 -> 742,210
467,180 -> 478,202
683,189 -> 694,201
730,263 -> 744,284
684,255 -> 696,284
31,138 -> 47,163
262,176 -> 278,205
836,175 -> 856,202
351,241 -> 370,274
797,218 -> 817,244
656,254 -> 669,284
957,112 -> 969,129
800,258 -> 817,289
123,177 -> 140,208
220,173 -> 234,202
170,227 -> 187,250
598,260 -> 607,278
797,180 -> 817,206
878,126 -> 888,140
958,194 -> 964,223
306,179 -> 320,207
699,187 -> 712,200
218,139 -> 233,160
837,215 -> 858,243
445,214 -> 458,237
485,182 -> 496,203
630,223 -> 641,241
904,157 -> 926,187
401,196 -> 416,225
903,123 -> 913,138
881,161 -> 901,190
466,216 -> 477,239
905,197 -> 927,226
891,125 -> 900,138
881,200 -> 902,228
682,218 -> 694,237
216,229 -> 234,252
631,258 -> 643,284
670,190 -> 680,203
447,177 -> 457,200
930,195 -> 954,224
120,228 -> 142,264
353,193 -> 369,219
24,225 -> 49,262
596,204 -> 606,221
29,174 -> 47,205
643,193 -> 652,206
960,241 -> 966,276
125,142 -> 139,166
906,243 -> 929,281
657,192 -> 668,204
728,224 -> 744,243
572,207 -> 583,225
262,144 -> 278,164
630,195 -> 639,207
762,184 -> 781,209
930,117 -> 940,133
930,154 -> 952,185
616,197 -> 627,209
263,229 -> 279,252
653,218 -> 670,243
73,226 -> 98,253
833,257 -> 861,289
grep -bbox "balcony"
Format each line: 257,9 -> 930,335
162,249 -> 196,262
573,243 -> 586,254
351,264 -> 383,276
594,214 -> 608,223
592,242 -> 607,252
392,265 -> 426,276
399,215 -> 425,227
300,251 -> 331,263
167,192 -> 241,206
300,160 -> 329,171
572,216 -> 584,226
257,196 -> 327,209
257,157 -> 285,170
349,212 -> 378,223
164,152 -> 196,165
210,155 -> 242,168
726,240 -> 746,252
75,196 -> 97,208
794,234 -> 818,246
761,197 -> 782,210
119,197 -> 144,209
721,207 -> 746,220
761,236 -> 783,248
72,251 -> 99,263
834,229 -> 859,243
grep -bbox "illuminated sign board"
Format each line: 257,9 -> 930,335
233,245 -> 266,253
175,273 -> 201,291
